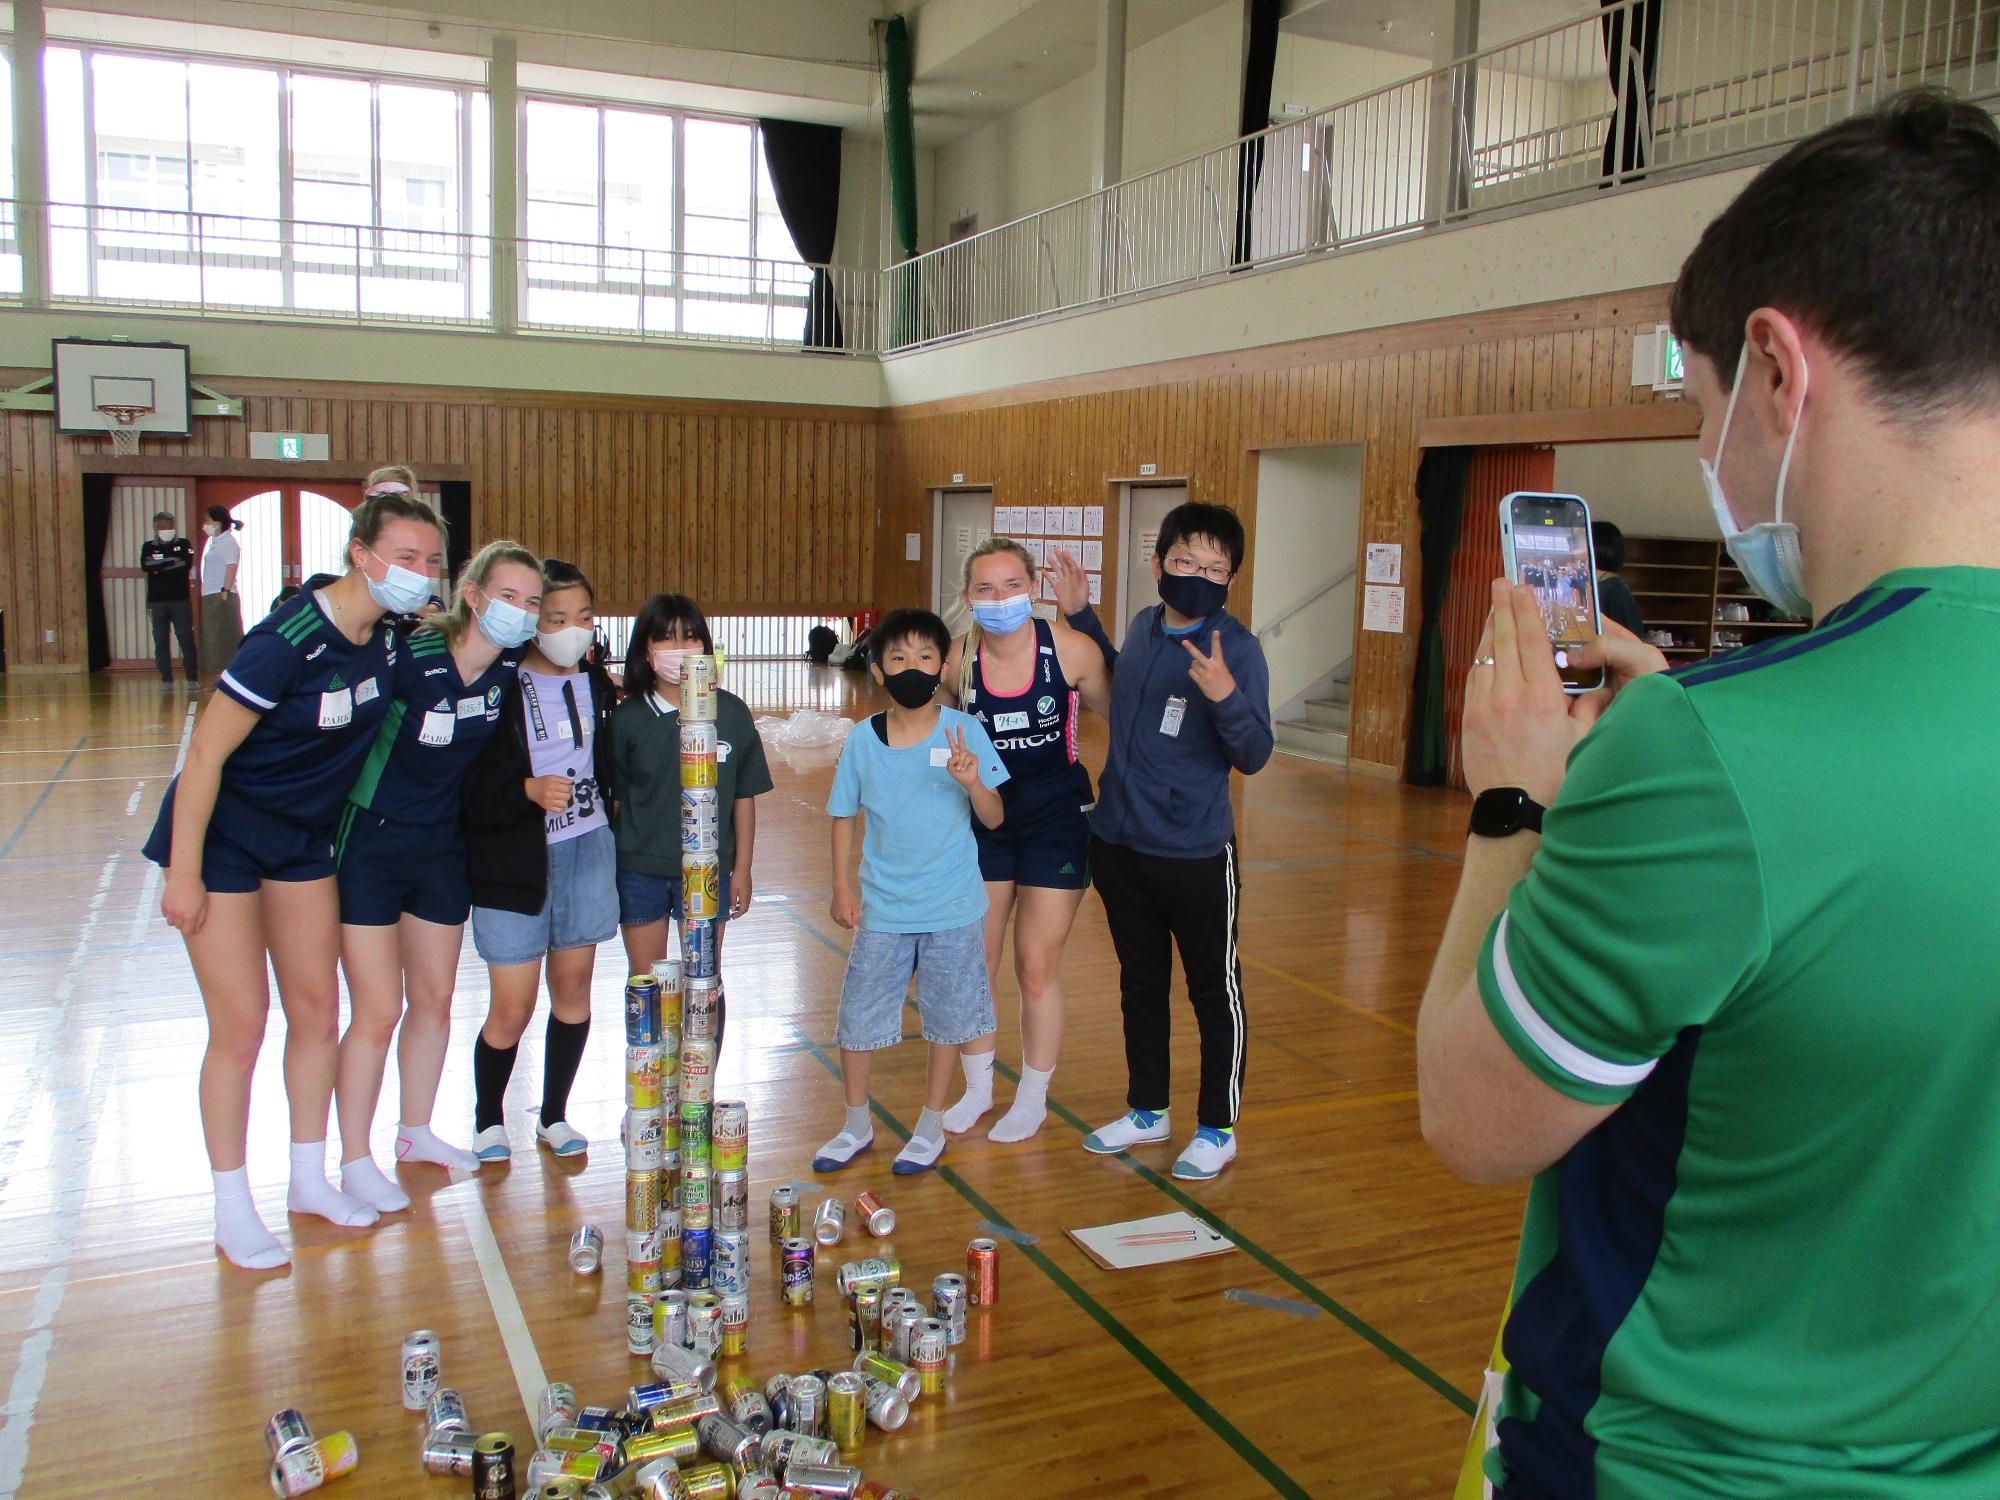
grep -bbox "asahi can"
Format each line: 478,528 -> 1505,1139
835,1255 -> 898,1297
628,1457 -> 682,1498
568,1225 -> 604,1275
910,1319 -> 948,1394
627,1225 -> 664,1266
421,1429 -> 479,1476
687,1290 -> 723,1357
625,973 -> 662,1046
653,958 -> 685,1030
268,1431 -> 359,1497
724,1375 -> 773,1434
858,1375 -> 910,1433
682,1224 -> 713,1288
650,1342 -> 719,1392
682,852 -> 721,917
781,1238 -> 815,1306
849,1283 -> 882,1355
852,1352 -> 920,1403
720,1291 -> 750,1356
853,1191 -> 895,1238
783,1464 -> 864,1498
535,1385 -> 578,1443
427,1388 -> 471,1435
683,916 -> 719,983
681,654 -> 719,721
654,1288 -> 690,1351
813,1197 -> 845,1246
715,1171 -> 749,1235
681,1039 -> 717,1105
712,1101 -> 748,1171
713,1230 -> 751,1296
658,1208 -> 683,1276
626,1169 -> 660,1232
684,980 -> 721,1044
788,1373 -> 826,1438
400,1330 -> 441,1410
681,724 -> 719,788
681,786 -> 720,856
626,1293 -> 656,1355
265,1408 -> 313,1458
761,1429 -> 840,1474
884,1304 -> 922,1365
696,1412 -> 760,1468
625,1045 -> 664,1109
769,1186 -> 799,1244
472,1433 -> 517,1500
932,1273 -> 968,1346
825,1372 -> 866,1454
967,1237 -> 1000,1306
622,1109 -> 664,1172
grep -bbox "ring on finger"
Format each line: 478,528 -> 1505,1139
1471,655 -> 1497,667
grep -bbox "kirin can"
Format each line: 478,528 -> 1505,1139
687,1290 -> 723,1357
683,916 -> 719,983
848,1284 -> 882,1355
682,1224 -> 713,1288
268,1431 -> 359,1497
910,1319 -> 948,1394
769,1186 -> 799,1244
858,1375 -> 910,1433
680,786 -> 720,856
624,973 -> 662,1046
715,1171 -> 749,1235
682,852 -> 721,917
852,1353 -> 920,1403
932,1273 -> 968,1346
622,1109 -> 664,1172
625,1045 -> 663,1110
650,1342 -> 718,1393
680,723 -> 719,787
724,1374 -> 773,1434
400,1329 -> 441,1410
713,1229 -> 751,1296
684,979 -> 721,1043
783,1464 -> 864,1498
683,1163 -> 713,1228
713,1101 -> 748,1171
681,654 -> 719,721
825,1372 -> 865,1454
781,1237 -> 815,1306
967,1236 -> 1000,1306
681,1039 -> 717,1106
813,1198 -> 845,1246
471,1433 -> 517,1500
696,1411 -> 760,1468
264,1408 -> 313,1458
625,1169 -> 660,1232
761,1429 -> 839,1474
427,1388 -> 471,1435
654,1288 -> 689,1351
853,1191 -> 895,1238
626,1293 -> 656,1355
420,1430 -> 479,1476
720,1291 -> 750,1355
535,1384 -> 578,1443
567,1225 -> 604,1275
787,1374 -> 826,1438
652,958 -> 684,1030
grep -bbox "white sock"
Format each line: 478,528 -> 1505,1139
287,1140 -> 380,1228
213,1168 -> 290,1270
895,1108 -> 948,1171
339,1154 -> 411,1213
988,1065 -> 1054,1144
941,1051 -> 996,1134
396,1122 -> 479,1174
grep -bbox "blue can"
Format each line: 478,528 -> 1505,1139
624,974 -> 661,1046
683,918 -> 718,981
680,786 -> 720,857
681,1226 -> 713,1290
713,1230 -> 751,1295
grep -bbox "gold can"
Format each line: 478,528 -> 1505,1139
681,853 -> 721,919
625,1045 -> 663,1110
625,1169 -> 660,1231
626,1257 -> 660,1295
680,653 -> 719,722
652,958 -> 685,1031
678,1462 -> 735,1500
826,1371 -> 866,1454
680,722 -> 719,789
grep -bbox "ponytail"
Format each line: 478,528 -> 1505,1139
420,539 -> 539,643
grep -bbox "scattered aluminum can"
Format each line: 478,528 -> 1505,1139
760,1429 -> 840,1474
687,1290 -> 724,1358
684,980 -> 721,1044
769,1186 -> 800,1245
813,1197 -> 845,1247
265,1408 -> 313,1459
852,1352 -> 921,1404
626,1045 -> 664,1110
835,1255 -> 898,1297
723,1374 -> 773,1434
654,1288 -> 690,1351
652,959 -> 684,1030
853,1191 -> 895,1238
683,917 -> 719,983
631,1379 -> 702,1416
681,654 -> 719,722
788,1373 -> 827,1438
825,1371 -> 866,1454
536,1385 -> 578,1443
624,1423 -> 700,1466
400,1329 -> 441,1411
848,1283 -> 882,1355
625,973 -> 662,1047
534,1482 -> 586,1500
738,1472 -> 783,1500
268,1430 -> 359,1497
427,1388 -> 471,1435
471,1432 -> 517,1500
539,1427 -> 616,1462
648,1342 -> 721,1393
420,1428 -> 479,1477
715,1171 -> 749,1235
650,1391 -> 721,1431
622,1109 -> 664,1173
763,1374 -> 795,1434
714,1230 -> 751,1296
682,1224 -> 714,1288
681,1038 -> 717,1106
568,1225 -> 604,1275
626,1457 -> 681,1500
696,1411 -> 761,1468
783,1463 -> 864,1498
678,1462 -> 736,1500
524,1448 -> 606,1488
781,1237 -> 815,1306
884,1304 -> 922,1365
932,1273 -> 968,1346
713,1101 -> 748,1171
626,1293 -> 657,1355
910,1319 -> 948,1395
626,1170 -> 661,1232
682,852 -> 721,917
720,1291 -> 750,1356
572,1407 -> 621,1434
967,1237 -> 1000,1306
681,786 -> 720,856
858,1375 -> 910,1433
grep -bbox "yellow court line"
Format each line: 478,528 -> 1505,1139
1244,954 -> 1419,1039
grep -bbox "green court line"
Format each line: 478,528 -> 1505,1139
787,1023 -> 1312,1500
0,736 -> 87,861
773,902 -> 1478,1418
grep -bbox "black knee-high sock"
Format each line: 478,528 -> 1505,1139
715,988 -> 727,1061
541,1015 -> 591,1128
473,1037 -> 519,1133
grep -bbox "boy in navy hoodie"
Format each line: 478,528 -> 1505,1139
1068,502 -> 1273,1180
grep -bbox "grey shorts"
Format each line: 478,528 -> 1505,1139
836,918 -> 996,1050
471,824 -> 619,967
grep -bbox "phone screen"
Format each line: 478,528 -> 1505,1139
1502,493 -> 1604,693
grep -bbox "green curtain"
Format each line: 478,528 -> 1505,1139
881,16 -> 918,262
1406,447 -> 1472,785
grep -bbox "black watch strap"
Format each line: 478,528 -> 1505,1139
1469,787 -> 1545,839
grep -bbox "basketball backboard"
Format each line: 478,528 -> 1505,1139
52,338 -> 192,436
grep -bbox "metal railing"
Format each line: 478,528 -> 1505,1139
882,0 -> 2000,351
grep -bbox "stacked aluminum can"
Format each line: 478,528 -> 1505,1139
623,960 -> 684,1356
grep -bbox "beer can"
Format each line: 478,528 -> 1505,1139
650,1341 -> 719,1393
538,1428 -> 616,1464
932,1273 -> 968,1346
688,1290 -> 723,1357
627,1226 -> 664,1266
658,1207 -> 683,1270
682,852 -> 721,917
712,1101 -> 748,1172
781,1237 -> 815,1306
626,1169 -> 660,1232
683,916 -> 719,983
650,1391 -> 721,1431
626,1293 -> 657,1355
884,1304 -> 922,1365
812,1197 -> 845,1247
265,1408 -> 313,1459
625,973 -> 662,1046
652,958 -> 684,1028
680,1039 -> 717,1106
720,1291 -> 750,1355
571,1407 -> 620,1434
534,1480 -> 584,1500
783,1463 -> 864,1498
471,1433 -> 517,1500
858,1375 -> 910,1433
834,1255 -> 898,1298
683,1163 -> 713,1225
524,1449 -> 606,1488
696,1412 -> 759,1468
682,1224 -> 713,1288
681,1107 -> 713,1171
788,1374 -> 826,1438
622,1109 -> 664,1173
535,1384 -> 578,1443
568,1225 -> 604,1275
738,1471 -> 783,1500
724,1375 -> 773,1434
681,728 -> 719,789
626,1423 -> 700,1466
426,1388 -> 471,1435
713,1230 -> 751,1296
852,1352 -> 920,1403
630,1378 -> 701,1415
681,653 -> 719,722
825,1372 -> 866,1454
769,1186 -> 799,1244
400,1329 -> 441,1410
680,786 -> 721,856
852,1191 -> 895,1238
652,1288 -> 688,1351
420,1429 -> 479,1476
849,1284 -> 881,1355
910,1319 -> 948,1395
626,1045 -> 664,1110
684,979 -> 721,1043
715,1171 -> 749,1235
678,1462 -> 736,1500
763,1374 -> 796,1433
268,1430 -> 359,1497
968,1237 -> 1000,1306
761,1429 -> 839,1474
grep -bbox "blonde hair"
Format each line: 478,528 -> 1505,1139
346,481 -> 446,573
957,537 -> 1038,709
420,539 -> 540,643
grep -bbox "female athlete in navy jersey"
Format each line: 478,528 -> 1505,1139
147,477 -> 447,1269
331,540 -> 544,1211
938,539 -> 1110,1142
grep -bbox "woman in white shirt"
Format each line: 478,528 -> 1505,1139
200,505 -> 245,672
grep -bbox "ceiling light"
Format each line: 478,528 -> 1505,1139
970,89 -> 984,98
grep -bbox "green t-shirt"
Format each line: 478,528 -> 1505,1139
608,688 -> 772,877
1476,568 -> 2000,1499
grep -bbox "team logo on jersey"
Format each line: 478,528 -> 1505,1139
327,674 -> 346,691
487,686 -> 501,706
424,665 -> 448,677
306,643 -> 327,662
1036,695 -> 1056,716
433,698 -> 451,712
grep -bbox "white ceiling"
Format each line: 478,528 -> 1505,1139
1282,0 -> 1603,63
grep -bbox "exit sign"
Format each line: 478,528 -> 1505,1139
249,431 -> 330,461
1653,325 -> 1685,391
278,434 -> 304,460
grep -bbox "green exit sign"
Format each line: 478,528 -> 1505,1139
1663,333 -> 1685,383
1653,325 -> 1686,391
277,434 -> 304,460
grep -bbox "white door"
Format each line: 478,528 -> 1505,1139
933,488 -> 995,626
1116,483 -> 1186,644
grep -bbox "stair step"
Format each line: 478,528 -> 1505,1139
1302,698 -> 1350,730
1319,679 -> 1352,707
1274,719 -> 1348,765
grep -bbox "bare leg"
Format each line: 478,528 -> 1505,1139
335,920 -> 405,1168
184,890 -> 271,1173
942,882 -> 1012,1132
621,917 -> 669,978
988,885 -> 1086,1143
392,915 -> 478,1172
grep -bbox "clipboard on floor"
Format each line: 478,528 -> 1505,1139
1065,1211 -> 1236,1271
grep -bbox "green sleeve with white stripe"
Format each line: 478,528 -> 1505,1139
1477,672 -> 1770,1105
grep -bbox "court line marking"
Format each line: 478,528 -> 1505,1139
0,737 -> 86,861
786,1024 -> 1313,1500
1242,955 -> 1419,1040
452,1185 -> 550,1430
771,904 -> 1477,1417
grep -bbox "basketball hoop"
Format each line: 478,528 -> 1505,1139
98,403 -> 151,456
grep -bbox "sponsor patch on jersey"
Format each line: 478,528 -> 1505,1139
318,687 -> 353,729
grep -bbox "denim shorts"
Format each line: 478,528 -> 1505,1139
616,866 -> 732,928
472,824 -> 619,966
836,917 -> 995,1050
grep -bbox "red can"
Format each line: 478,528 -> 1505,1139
967,1236 -> 999,1307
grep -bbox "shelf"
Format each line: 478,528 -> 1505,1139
1718,619 -> 1808,629
1625,562 -> 1717,571
1633,590 -> 1715,600
1662,646 -> 1708,655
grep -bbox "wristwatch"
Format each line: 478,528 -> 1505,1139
1469,787 -> 1545,839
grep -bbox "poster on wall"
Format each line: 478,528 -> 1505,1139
1365,543 -> 1403,585
1083,506 -> 1104,537
1362,584 -> 1406,634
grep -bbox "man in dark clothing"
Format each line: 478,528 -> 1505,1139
1592,519 -> 1647,637
139,509 -> 197,686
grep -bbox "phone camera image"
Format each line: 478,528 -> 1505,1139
1502,493 -> 1605,693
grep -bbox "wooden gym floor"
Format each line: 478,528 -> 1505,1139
0,664 -> 1518,1500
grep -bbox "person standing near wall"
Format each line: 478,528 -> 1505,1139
141,508 -> 198,688
200,505 -> 245,676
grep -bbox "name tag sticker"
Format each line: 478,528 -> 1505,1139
418,710 -> 455,747
994,711 -> 1029,732
556,720 -> 574,740
354,678 -> 379,705
929,748 -> 951,768
1160,695 -> 1187,738
456,697 -> 484,719
717,740 -> 732,763
318,687 -> 353,729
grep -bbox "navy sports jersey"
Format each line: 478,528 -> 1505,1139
344,626 -> 522,821
966,617 -> 1092,807
213,574 -> 398,828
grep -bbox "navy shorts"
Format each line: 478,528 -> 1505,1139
974,789 -> 1092,891
616,866 -> 732,927
142,780 -> 336,894
334,806 -> 474,927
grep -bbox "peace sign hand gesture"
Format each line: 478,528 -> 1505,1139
944,725 -> 982,788
1182,630 -> 1238,702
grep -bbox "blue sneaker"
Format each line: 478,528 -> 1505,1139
1082,1109 -> 1171,1155
536,1121 -> 588,1158
812,1129 -> 874,1173
1171,1126 -> 1237,1180
471,1125 -> 511,1163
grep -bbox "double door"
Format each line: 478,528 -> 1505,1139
196,481 -> 367,633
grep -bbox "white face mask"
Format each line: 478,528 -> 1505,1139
155,528 -> 175,542
1699,344 -> 1813,620
203,522 -> 221,537
537,625 -> 594,669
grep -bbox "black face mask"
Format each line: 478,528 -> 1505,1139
882,667 -> 940,708
1158,571 -> 1228,621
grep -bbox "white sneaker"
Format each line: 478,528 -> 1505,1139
536,1120 -> 588,1158
1171,1128 -> 1237,1180
1082,1110 -> 1171,1155
471,1125 -> 512,1163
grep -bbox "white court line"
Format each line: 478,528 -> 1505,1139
453,1186 -> 549,1427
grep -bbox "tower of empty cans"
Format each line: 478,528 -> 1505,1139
621,953 -> 681,1355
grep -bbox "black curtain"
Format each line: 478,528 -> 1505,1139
1406,447 -> 1472,785
1232,0 -> 1282,267
759,118 -> 845,349
82,473 -> 114,673
439,480 -> 472,583
1600,0 -> 1663,181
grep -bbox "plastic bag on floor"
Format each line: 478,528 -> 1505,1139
754,710 -> 854,766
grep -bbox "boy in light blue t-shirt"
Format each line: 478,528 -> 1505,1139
819,608 -> 1009,1175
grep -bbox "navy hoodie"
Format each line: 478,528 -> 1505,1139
1076,604 -> 1274,859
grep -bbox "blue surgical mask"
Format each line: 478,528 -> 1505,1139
476,595 -> 538,649
363,549 -> 436,616
970,594 -> 1034,634
1700,345 -> 1812,619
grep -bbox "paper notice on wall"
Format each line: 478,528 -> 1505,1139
1026,506 -> 1047,535
905,533 -> 922,561
1365,543 -> 1403,585
1026,538 -> 1046,565
1088,573 -> 1102,604
1063,505 -> 1083,536
976,528 -> 992,546
1362,583 -> 1406,634
1140,529 -> 1159,564
1082,540 -> 1103,571
1000,506 -> 1024,531
1083,506 -> 1104,537
956,526 -> 972,557
1040,572 -> 1057,601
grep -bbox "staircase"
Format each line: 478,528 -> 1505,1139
1275,675 -> 1349,766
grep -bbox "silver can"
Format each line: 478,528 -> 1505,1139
782,1464 -> 864,1498
622,1109 -> 664,1172
399,1329 -> 440,1410
568,1225 -> 605,1275
680,1037 -> 716,1105
536,1383 -> 578,1442
713,1230 -> 750,1296
885,1303 -> 922,1364
265,1408 -> 313,1459
680,653 -> 719,721
654,1288 -> 690,1351
420,1428 -> 478,1476
858,1374 -> 910,1432
932,1272 -> 968,1346
812,1197 -> 845,1247
626,1457 -> 679,1500
426,1388 -> 470,1435
628,1226 -> 665,1264
651,1340 -> 718,1392
681,785 -> 720,855
737,1471 -> 783,1500
684,981 -> 721,1045
626,1292 -> 656,1355
759,1429 -> 839,1474
696,1412 -> 760,1468
787,1373 -> 826,1438
714,1170 -> 749,1234
687,1291 -> 723,1358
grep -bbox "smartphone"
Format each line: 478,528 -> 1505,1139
1499,491 -> 1606,695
